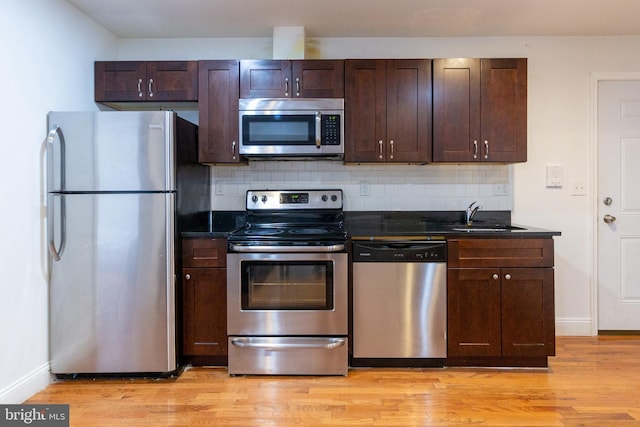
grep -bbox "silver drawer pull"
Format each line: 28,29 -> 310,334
231,337 -> 346,350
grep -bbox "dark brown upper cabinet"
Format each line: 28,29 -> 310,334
95,61 -> 198,103
345,59 -> 432,163
240,60 -> 344,98
198,60 -> 241,164
433,58 -> 527,163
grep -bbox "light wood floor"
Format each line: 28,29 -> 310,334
26,336 -> 640,426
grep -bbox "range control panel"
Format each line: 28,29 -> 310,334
246,189 -> 343,210
352,241 -> 447,263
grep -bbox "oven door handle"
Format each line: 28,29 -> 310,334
230,337 -> 347,350
228,244 -> 345,253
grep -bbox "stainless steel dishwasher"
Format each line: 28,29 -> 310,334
352,240 -> 447,367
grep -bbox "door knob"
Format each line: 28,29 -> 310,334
603,214 -> 617,224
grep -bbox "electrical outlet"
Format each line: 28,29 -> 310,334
360,181 -> 370,196
571,180 -> 587,196
493,184 -> 509,196
215,180 -> 224,195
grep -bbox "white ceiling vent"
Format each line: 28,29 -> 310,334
273,26 -> 305,59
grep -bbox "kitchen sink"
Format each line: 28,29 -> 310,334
449,225 -> 527,232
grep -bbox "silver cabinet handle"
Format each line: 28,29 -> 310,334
492,273 -> 499,280
185,274 -> 191,280
295,77 -> 300,97
484,140 -> 489,159
504,273 -> 512,280
148,78 -> 154,98
389,140 -> 394,159
232,140 -> 237,160
284,77 -> 289,97
137,78 -> 143,98
473,140 -> 478,159
379,140 -> 384,159
604,214 -> 617,224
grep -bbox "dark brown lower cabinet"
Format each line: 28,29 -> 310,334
447,238 -> 555,367
181,238 -> 228,366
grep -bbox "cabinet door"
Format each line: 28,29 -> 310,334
240,60 -> 292,98
501,268 -> 555,357
432,58 -> 481,162
95,61 -> 147,102
198,60 -> 241,164
386,59 -> 432,163
182,268 -> 227,356
433,58 -> 527,163
480,58 -> 527,162
146,61 -> 198,102
291,60 -> 344,98
345,59 -> 388,162
447,268 -> 502,357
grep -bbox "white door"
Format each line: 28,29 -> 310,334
597,80 -> 640,331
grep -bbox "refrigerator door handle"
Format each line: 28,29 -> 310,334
46,125 -> 65,192
47,194 -> 66,261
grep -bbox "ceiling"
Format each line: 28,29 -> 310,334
66,0 -> 640,39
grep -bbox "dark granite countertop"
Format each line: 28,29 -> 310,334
344,211 -> 561,239
180,211 -> 245,238
181,210 -> 561,239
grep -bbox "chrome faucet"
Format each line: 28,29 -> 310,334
465,201 -> 480,226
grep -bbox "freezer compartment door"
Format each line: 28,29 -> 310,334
47,111 -> 175,192
49,192 -> 176,374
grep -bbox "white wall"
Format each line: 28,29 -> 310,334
0,0 -> 116,403
119,35 -> 640,337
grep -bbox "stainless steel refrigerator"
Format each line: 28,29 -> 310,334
46,111 -> 209,375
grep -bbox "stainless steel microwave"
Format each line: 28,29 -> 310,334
239,98 -> 344,159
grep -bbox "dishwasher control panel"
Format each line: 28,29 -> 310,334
352,241 -> 447,262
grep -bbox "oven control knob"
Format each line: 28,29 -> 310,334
251,195 -> 258,203
331,194 -> 338,202
261,195 -> 268,203
322,195 -> 328,202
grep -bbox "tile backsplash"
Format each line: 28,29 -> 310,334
210,161 -> 513,212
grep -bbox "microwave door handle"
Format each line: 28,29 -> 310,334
315,112 -> 322,149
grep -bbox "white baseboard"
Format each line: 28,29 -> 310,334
556,317 -> 594,336
0,363 -> 52,404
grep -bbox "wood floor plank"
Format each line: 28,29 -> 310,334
25,336 -> 640,426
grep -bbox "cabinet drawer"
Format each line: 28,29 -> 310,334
448,238 -> 554,268
182,238 -> 227,268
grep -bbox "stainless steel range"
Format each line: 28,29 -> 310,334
226,189 -> 348,375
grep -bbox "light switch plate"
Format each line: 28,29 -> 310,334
360,181 -> 370,196
546,164 -> 563,188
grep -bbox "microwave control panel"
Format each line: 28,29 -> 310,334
321,115 -> 341,145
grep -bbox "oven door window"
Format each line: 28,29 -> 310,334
242,115 -> 315,146
240,261 -> 334,310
